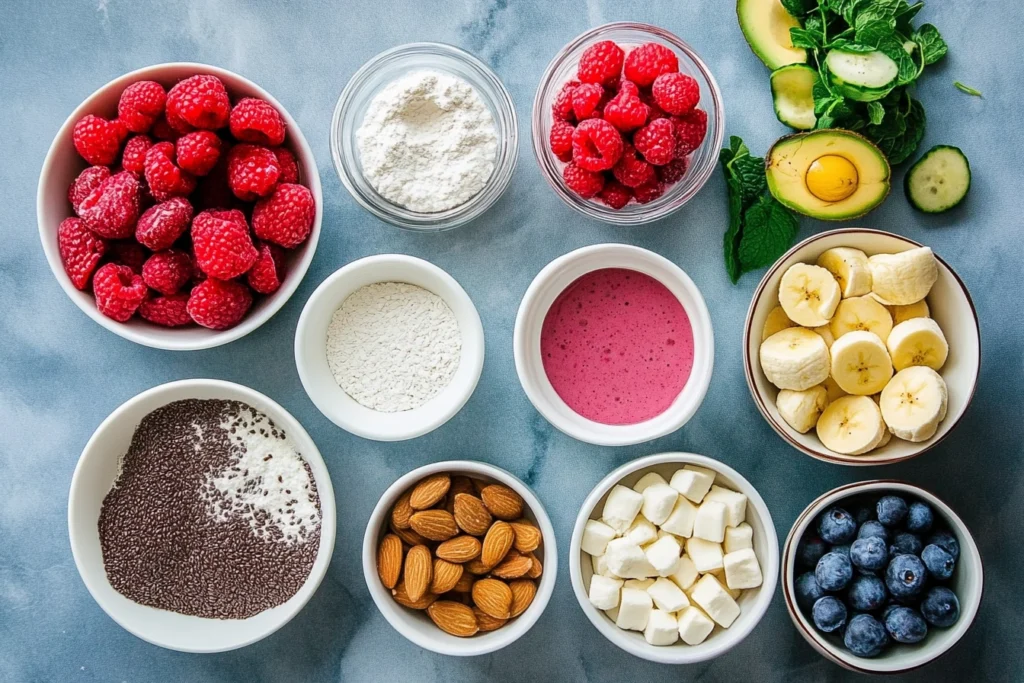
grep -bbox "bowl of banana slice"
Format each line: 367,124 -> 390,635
743,228 -> 980,466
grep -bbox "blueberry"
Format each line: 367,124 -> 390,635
921,544 -> 956,581
881,601 -> 901,622
844,614 -> 890,657
850,536 -> 888,572
884,606 -> 928,644
854,505 -> 875,525
848,574 -> 888,611
927,529 -> 960,562
812,596 -> 847,633
797,536 -> 829,568
795,572 -> 826,611
816,551 -> 854,592
886,554 -> 927,599
905,501 -> 934,534
818,506 -> 857,544
889,532 -> 923,557
877,496 -> 909,526
832,544 -> 852,558
857,520 -> 889,542
921,586 -> 960,627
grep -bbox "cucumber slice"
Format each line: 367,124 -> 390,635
904,145 -> 971,213
770,64 -> 818,130
825,49 -> 899,102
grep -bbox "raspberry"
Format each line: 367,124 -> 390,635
562,162 -> 605,199
144,141 -> 197,200
598,180 -> 633,210
247,243 -> 284,294
142,249 -> 193,295
577,40 -> 625,85
165,106 -> 195,135
107,240 -> 147,274
612,144 -> 656,188
175,130 -> 223,176
633,181 -> 665,204
229,98 -> 286,146
92,263 -> 147,322
139,292 -> 193,327
135,197 -> 193,250
150,116 -> 181,141
77,171 -> 141,239
552,80 -> 579,122
58,217 -> 107,290
651,72 -> 700,116
117,81 -> 166,133
571,83 -> 604,120
252,183 -> 315,249
68,166 -> 111,214
73,115 -> 127,166
191,209 -> 258,280
571,118 -> 624,172
549,120 -> 574,162
624,43 -> 679,87
633,118 -> 676,166
187,278 -> 253,330
672,108 -> 708,157
272,147 -> 300,184
657,156 -> 689,185
166,75 -> 231,130
602,80 -> 650,132
226,144 -> 281,201
121,135 -> 154,175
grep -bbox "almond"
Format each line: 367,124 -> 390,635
410,474 -> 450,510
472,578 -> 512,619
481,520 -> 515,568
427,600 -> 479,637
510,519 -> 542,553
453,572 -> 475,592
471,477 -> 488,495
450,475 -> 475,498
391,491 -> 414,529
430,558 -> 464,594
525,551 -> 543,579
390,520 -> 428,547
409,509 -> 458,541
453,493 -> 492,536
376,533 -> 404,589
491,551 -> 533,579
465,558 -> 492,575
474,607 -> 508,632
404,544 -> 433,602
392,581 -> 437,610
435,535 -> 481,563
481,484 -> 524,520
509,579 -> 537,617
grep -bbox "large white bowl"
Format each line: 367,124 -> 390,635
38,62 -> 323,351
744,228 -> 980,466
570,453 -> 779,664
68,379 -> 337,652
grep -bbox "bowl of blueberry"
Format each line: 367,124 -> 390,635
782,481 -> 982,674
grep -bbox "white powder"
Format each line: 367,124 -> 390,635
326,282 -> 462,412
356,70 -> 498,213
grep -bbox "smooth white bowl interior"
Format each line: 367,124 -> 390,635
745,229 -> 980,465
67,379 -> 337,652
570,453 -> 779,664
514,244 -> 714,446
295,255 -> 485,442
361,460 -> 557,656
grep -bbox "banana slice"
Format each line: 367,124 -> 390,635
762,306 -> 796,341
889,299 -> 930,324
821,375 -> 848,402
875,415 -> 893,449
777,385 -> 829,434
760,328 -> 831,391
812,325 -> 835,347
830,330 -> 893,395
868,247 -> 938,306
879,366 -> 948,442
817,247 -> 872,298
779,264 -> 842,327
829,295 -> 894,343
886,317 -> 949,371
816,395 -> 886,455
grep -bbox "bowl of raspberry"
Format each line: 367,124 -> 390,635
37,63 -> 322,350
532,23 -> 724,225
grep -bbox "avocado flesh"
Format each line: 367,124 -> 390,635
766,130 -> 891,220
738,0 -> 807,69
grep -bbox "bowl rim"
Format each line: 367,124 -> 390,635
742,227 -> 981,466
361,459 -> 558,656
780,479 -> 985,674
569,452 -> 780,664
37,61 -> 323,351
67,378 -> 337,652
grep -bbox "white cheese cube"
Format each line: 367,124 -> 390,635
670,465 -> 716,503
624,515 -> 658,546
669,555 -> 700,591
605,538 -> 657,578
632,471 -> 668,493
703,485 -> 748,528
592,552 -> 613,577
581,519 -> 617,556
644,535 -> 682,576
624,578 -> 655,591
659,496 -> 698,538
689,574 -> 741,628
644,609 -> 679,646
647,577 -> 690,613
677,606 -> 715,645
615,587 -> 653,631
724,522 -> 754,554
709,569 -> 743,599
601,485 -> 643,533
693,500 -> 728,543
723,548 -> 763,590
641,483 -> 679,526
685,537 -> 724,573
588,574 -> 623,610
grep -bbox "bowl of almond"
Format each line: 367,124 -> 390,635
362,461 -> 557,656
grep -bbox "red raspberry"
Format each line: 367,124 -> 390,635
191,209 -> 258,280
247,242 -> 284,294
77,171 -> 141,239
73,115 -> 127,166
612,144 -> 656,189
92,263 -> 147,322
549,120 -> 575,162
58,217 -> 107,290
552,80 -> 579,122
117,81 -> 166,133
571,118 -> 624,172
121,135 -> 153,175
106,240 -> 147,274
252,183 -> 315,248
175,130 -> 223,176
139,292 -> 193,327
226,144 -> 281,201
135,197 -> 193,250
144,142 -> 197,200
142,249 -> 193,295
624,43 -> 679,87
150,116 -> 181,141
272,147 -> 300,184
633,181 -> 665,204
633,118 -> 676,166
672,108 -> 708,157
602,80 -> 650,132
571,83 -> 604,120
229,98 -> 286,146
68,166 -> 111,214
577,40 -> 625,86
657,156 -> 689,185
598,180 -> 633,210
187,278 -> 253,330
638,89 -> 669,121
562,162 -> 605,199
166,75 -> 231,130
651,72 -> 700,116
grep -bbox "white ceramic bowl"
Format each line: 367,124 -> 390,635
67,379 -> 337,652
514,244 -> 714,446
782,480 -> 983,674
744,229 -> 980,466
295,254 -> 484,441
570,453 -> 779,664
362,460 -> 557,656
38,62 -> 323,351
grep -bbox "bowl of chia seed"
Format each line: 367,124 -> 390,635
68,379 -> 337,652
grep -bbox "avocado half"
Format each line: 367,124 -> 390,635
766,129 -> 891,220
737,0 -> 807,70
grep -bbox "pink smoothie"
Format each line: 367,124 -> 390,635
540,268 -> 694,425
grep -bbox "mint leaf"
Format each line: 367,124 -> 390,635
895,1 -> 924,31
954,81 -> 983,97
867,101 -> 885,125
866,96 -> 925,163
827,39 -> 878,53
723,180 -> 744,283
790,27 -> 823,49
738,196 -> 800,270
781,0 -> 815,17
854,17 -> 896,47
913,24 -> 948,65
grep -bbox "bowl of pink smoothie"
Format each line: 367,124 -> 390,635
514,244 -> 713,446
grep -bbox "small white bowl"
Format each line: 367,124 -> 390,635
782,480 -> 983,674
68,379 -> 337,653
362,460 -> 557,656
514,244 -> 714,446
294,254 -> 484,441
570,453 -> 779,664
37,62 -> 323,351
744,228 -> 980,466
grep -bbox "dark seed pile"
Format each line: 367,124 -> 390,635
98,399 -> 321,620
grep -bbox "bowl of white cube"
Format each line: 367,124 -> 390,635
569,452 -> 779,663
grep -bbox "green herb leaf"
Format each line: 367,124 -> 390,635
723,179 -> 744,283
954,81 -> 983,97
827,39 -> 878,53
854,16 -> 897,47
895,1 -> 924,31
790,27 -> 824,49
876,34 -> 919,85
866,95 -> 926,163
867,101 -> 885,125
738,196 -> 801,270
804,13 -> 825,36
781,0 -> 815,17
913,24 -> 948,65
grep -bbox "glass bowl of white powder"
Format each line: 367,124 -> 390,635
332,43 -> 518,231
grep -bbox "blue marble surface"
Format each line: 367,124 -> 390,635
1,0 -> 1021,680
